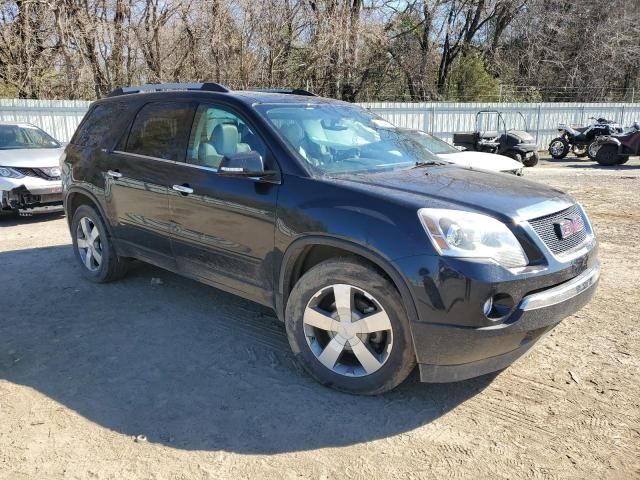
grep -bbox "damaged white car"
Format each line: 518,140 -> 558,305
400,128 -> 524,175
0,122 -> 64,214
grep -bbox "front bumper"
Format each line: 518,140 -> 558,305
0,176 -> 63,210
393,247 -> 599,383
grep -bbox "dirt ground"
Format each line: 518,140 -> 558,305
1,156 -> 639,480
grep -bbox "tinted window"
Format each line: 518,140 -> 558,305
72,104 -> 122,147
187,104 -> 266,170
125,102 -> 195,161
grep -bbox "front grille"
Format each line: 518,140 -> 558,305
528,205 -> 588,255
13,167 -> 60,181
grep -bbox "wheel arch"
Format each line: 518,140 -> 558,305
276,236 -> 418,326
64,188 -> 112,235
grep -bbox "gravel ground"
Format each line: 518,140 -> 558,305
0,156 -> 639,479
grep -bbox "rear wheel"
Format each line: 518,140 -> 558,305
285,258 -> 415,395
523,152 -> 539,167
595,144 -> 621,166
548,137 -> 570,159
587,142 -> 601,160
617,156 -> 630,165
572,145 -> 588,158
71,205 -> 128,282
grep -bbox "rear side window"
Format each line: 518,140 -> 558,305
72,104 -> 122,147
124,102 -> 195,161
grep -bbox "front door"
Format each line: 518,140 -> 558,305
105,101 -> 196,267
168,103 -> 280,305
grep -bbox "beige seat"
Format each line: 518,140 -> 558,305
198,123 -> 250,169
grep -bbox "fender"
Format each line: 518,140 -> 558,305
275,235 -> 419,326
64,186 -> 113,235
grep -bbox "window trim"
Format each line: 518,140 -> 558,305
112,149 -> 281,184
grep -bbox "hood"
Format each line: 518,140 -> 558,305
337,166 -> 573,221
437,151 -> 522,172
0,147 -> 65,168
508,130 -> 534,142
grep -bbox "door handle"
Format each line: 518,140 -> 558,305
172,184 -> 194,194
107,170 -> 123,179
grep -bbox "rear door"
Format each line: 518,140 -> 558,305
168,103 -> 280,305
105,101 -> 196,267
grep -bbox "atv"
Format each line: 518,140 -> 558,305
592,122 -> 640,166
548,117 -> 623,160
452,110 -> 539,167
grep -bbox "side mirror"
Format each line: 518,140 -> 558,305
218,151 -> 275,178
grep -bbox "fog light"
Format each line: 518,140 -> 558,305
483,297 -> 493,316
483,293 -> 515,321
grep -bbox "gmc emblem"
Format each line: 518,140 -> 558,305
555,216 -> 585,239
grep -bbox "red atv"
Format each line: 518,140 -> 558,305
593,122 -> 640,166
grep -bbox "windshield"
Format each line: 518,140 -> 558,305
0,124 -> 60,150
256,103 -> 440,174
404,130 -> 458,154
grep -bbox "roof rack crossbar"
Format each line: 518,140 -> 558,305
108,82 -> 229,97
249,88 -> 318,97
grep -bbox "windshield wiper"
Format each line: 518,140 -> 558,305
412,160 -> 448,169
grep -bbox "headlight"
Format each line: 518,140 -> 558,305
40,166 -> 61,177
418,208 -> 528,268
0,166 -> 24,178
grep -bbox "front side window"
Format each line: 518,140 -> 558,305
255,103 -> 439,174
0,124 -> 60,150
125,102 -> 195,161
187,104 -> 266,170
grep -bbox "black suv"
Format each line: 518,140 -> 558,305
61,83 -> 600,394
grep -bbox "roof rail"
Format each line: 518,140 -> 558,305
249,88 -> 318,97
108,82 -> 229,97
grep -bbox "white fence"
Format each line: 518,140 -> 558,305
362,102 -> 640,146
2,98 -> 640,147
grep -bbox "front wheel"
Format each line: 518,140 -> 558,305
505,151 -> 523,163
595,144 -> 621,166
285,259 -> 415,395
523,152 -> 539,167
548,137 -> 570,159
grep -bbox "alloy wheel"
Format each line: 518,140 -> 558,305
76,216 -> 103,272
303,284 -> 393,377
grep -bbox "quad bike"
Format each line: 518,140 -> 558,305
453,110 -> 539,167
548,117 -> 623,160
592,122 -> 640,166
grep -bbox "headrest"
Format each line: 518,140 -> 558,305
211,123 -> 239,156
278,122 -> 305,146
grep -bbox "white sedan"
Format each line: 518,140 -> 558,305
401,129 -> 524,175
0,122 -> 65,214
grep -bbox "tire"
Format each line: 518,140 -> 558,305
595,144 -> 621,166
285,258 -> 415,395
572,145 -> 588,158
617,156 -> 630,165
504,151 -> 523,163
71,204 -> 128,283
523,152 -> 539,167
587,142 -> 601,160
548,137 -> 570,159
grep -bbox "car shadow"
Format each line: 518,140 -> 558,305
0,245 -> 496,453
0,209 -> 65,226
